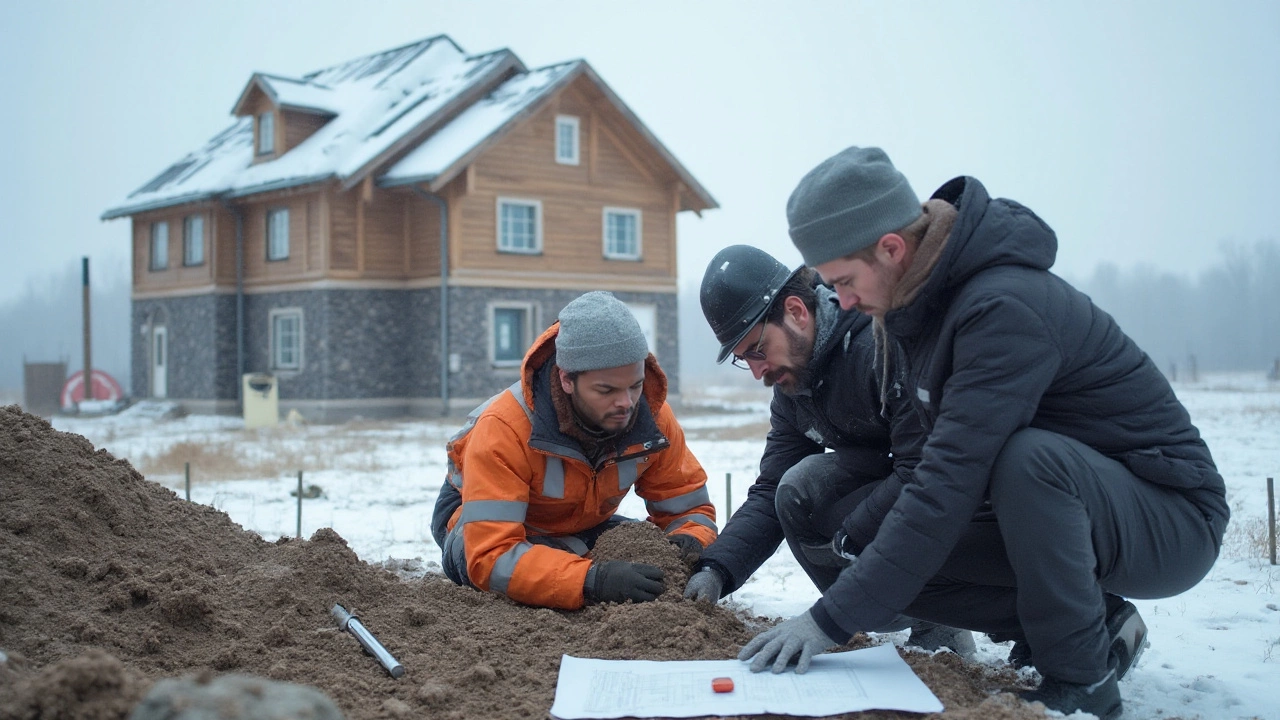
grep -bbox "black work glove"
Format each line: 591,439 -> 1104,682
584,561 -> 665,604
667,532 -> 704,562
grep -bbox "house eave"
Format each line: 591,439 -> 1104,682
101,192 -> 220,221
225,175 -> 334,199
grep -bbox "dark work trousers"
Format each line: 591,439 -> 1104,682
433,481 -> 635,587
903,427 -> 1222,685
774,453 -> 881,593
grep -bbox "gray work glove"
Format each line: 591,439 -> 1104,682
667,532 -> 704,562
584,561 -> 665,604
683,567 -> 725,603
738,610 -> 839,674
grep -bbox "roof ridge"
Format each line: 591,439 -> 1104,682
301,34 -> 462,83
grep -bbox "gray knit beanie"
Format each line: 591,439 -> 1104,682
555,291 -> 649,372
787,146 -> 922,267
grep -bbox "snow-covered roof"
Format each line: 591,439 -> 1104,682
236,74 -> 340,117
380,61 -> 580,188
103,35 -> 716,220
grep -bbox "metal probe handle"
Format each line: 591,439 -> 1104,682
332,603 -> 404,679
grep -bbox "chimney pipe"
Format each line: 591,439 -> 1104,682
82,256 -> 93,401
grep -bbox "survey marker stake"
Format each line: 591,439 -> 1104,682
332,603 -> 404,678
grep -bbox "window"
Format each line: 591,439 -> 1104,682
266,208 -> 289,260
555,115 -> 580,165
270,308 -> 303,371
149,221 -> 169,270
603,208 -> 642,260
183,214 -> 205,266
496,198 -> 541,254
257,111 -> 275,154
490,304 -> 534,366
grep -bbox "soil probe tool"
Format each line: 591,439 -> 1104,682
331,603 -> 404,678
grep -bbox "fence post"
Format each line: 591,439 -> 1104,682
725,472 -> 732,523
297,470 -> 304,540
184,462 -> 190,502
1268,477 -> 1276,566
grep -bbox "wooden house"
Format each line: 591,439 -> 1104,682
102,35 -> 716,420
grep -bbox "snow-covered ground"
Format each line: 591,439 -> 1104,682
52,373 -> 1280,720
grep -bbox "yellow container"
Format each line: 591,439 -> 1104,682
242,373 -> 279,429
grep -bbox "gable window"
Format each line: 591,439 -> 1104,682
555,115 -> 580,165
490,303 -> 535,366
266,208 -> 289,260
603,207 -> 642,260
497,198 -> 541,254
270,308 -> 304,371
257,111 -> 275,155
183,214 -> 205,266
149,221 -> 169,270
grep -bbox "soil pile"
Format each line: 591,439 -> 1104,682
0,405 -> 1042,719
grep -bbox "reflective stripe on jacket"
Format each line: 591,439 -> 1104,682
444,323 -> 716,609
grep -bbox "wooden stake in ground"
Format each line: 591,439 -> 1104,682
1268,476 -> 1275,565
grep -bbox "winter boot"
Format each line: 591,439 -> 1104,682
1020,668 -> 1122,719
906,621 -> 977,659
1107,600 -> 1148,681
1006,639 -> 1033,669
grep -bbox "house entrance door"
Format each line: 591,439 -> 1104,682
152,326 -> 168,398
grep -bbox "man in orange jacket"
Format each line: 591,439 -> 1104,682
430,291 -> 717,610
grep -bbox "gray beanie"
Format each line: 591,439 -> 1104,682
787,146 -> 922,267
555,291 -> 649,372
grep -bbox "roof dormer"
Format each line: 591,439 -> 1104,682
232,73 -> 338,162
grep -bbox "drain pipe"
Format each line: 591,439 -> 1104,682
410,185 -> 450,416
221,199 -> 246,412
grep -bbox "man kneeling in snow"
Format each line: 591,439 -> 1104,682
431,291 -> 716,609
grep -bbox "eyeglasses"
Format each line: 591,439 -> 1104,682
730,318 -> 768,370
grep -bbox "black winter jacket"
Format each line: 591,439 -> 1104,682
809,176 -> 1231,641
699,285 -> 924,594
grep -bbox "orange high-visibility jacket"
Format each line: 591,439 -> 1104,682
443,324 -> 717,609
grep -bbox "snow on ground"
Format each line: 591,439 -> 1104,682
51,373 -> 1280,720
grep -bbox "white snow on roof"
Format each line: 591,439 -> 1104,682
255,75 -> 339,116
380,61 -> 579,186
103,36 -> 517,218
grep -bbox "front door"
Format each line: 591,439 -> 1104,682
151,326 -> 167,398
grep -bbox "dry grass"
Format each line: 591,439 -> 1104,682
684,420 -> 773,442
1227,514 -> 1279,562
136,431 -> 391,482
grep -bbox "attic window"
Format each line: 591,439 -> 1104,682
555,115 -> 579,165
257,112 -> 275,155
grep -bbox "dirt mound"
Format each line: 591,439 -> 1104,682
0,405 -> 1042,719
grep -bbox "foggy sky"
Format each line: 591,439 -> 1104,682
2,1 -> 1278,359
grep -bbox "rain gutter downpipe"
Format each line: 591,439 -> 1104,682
410,185 -> 450,416
221,199 -> 246,411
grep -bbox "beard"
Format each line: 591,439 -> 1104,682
762,322 -> 815,396
570,390 -> 634,433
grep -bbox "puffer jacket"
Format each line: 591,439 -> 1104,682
698,285 -> 924,593
809,176 -> 1231,642
442,323 -> 716,610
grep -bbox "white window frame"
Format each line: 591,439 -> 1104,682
602,207 -> 642,260
489,302 -> 536,367
269,307 -> 304,372
555,115 -> 580,165
266,207 -> 290,261
149,221 -> 169,271
496,198 -> 542,254
257,111 -> 275,155
183,214 -> 205,266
